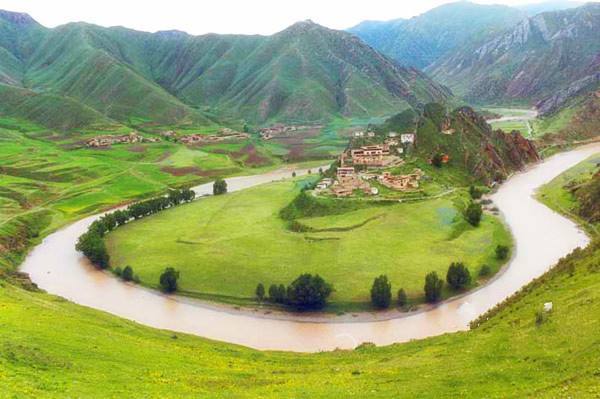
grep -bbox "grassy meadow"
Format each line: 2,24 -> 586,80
106,180 -> 511,310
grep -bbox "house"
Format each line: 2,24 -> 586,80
367,131 -> 376,138
350,145 -> 390,167
400,133 -> 415,144
337,167 -> 356,178
354,131 -> 365,137
385,138 -> 399,146
378,169 -> 423,191
316,178 -> 334,190
86,132 -> 149,148
388,132 -> 398,137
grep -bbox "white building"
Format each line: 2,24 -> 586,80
401,133 -> 415,144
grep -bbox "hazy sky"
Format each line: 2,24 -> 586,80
0,0 -> 575,35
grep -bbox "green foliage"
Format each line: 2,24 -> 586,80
424,272 -> 443,303
159,267 -> 180,293
370,275 -> 392,309
465,202 -> 483,227
479,264 -> 492,277
469,185 -> 483,200
213,179 -> 228,196
286,274 -> 333,310
446,262 -> 472,290
122,266 -> 134,282
397,288 -> 408,307
255,283 -> 265,301
75,231 -> 109,269
496,245 -> 510,260
268,284 -> 286,304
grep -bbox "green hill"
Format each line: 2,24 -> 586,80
0,12 -> 451,129
376,104 -> 540,183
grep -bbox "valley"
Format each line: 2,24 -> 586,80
1,1 -> 599,396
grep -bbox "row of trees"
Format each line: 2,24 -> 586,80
256,274 -> 333,310
76,188 -> 196,269
369,262 -> 475,309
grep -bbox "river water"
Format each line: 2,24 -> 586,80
20,144 -> 599,352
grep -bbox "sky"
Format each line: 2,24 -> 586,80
0,0 -> 577,35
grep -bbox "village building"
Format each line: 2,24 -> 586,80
388,132 -> 398,137
350,144 -> 390,167
315,178 -> 334,190
179,131 -> 250,145
367,131 -> 376,138
400,133 -> 415,144
378,169 -> 423,191
354,131 -> 365,138
86,132 -> 159,148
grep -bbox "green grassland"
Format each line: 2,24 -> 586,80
1,232 -> 598,398
536,153 -> 600,235
0,120 -> 339,272
106,179 -> 511,310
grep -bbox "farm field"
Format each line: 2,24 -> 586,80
0,119 -> 336,271
106,179 -> 511,310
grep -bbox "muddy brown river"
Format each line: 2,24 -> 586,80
20,145 -> 600,352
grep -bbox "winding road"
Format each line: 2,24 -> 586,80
20,144 -> 599,352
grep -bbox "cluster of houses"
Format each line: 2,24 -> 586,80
312,130 -> 424,198
176,129 -> 250,145
259,124 -> 322,140
86,132 -> 160,148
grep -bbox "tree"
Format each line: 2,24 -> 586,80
292,171 -> 296,178
122,265 -> 134,282
268,284 -> 286,303
469,185 -> 483,199
479,264 -> 492,276
318,167 -> 323,175
397,288 -> 408,307
496,245 -> 509,260
159,267 -> 180,293
76,231 -> 109,269
465,202 -> 482,226
432,153 -> 444,168
370,275 -> 392,309
424,272 -> 443,303
287,274 -> 333,310
213,178 -> 227,195
446,262 -> 471,290
255,283 -> 265,301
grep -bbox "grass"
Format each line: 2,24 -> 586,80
106,180 -> 511,310
536,153 -> 600,236
1,237 -> 599,397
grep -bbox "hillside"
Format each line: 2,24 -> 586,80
2,217 -> 598,397
0,12 -> 450,128
430,4 -> 600,108
348,2 -> 525,69
376,104 -> 540,183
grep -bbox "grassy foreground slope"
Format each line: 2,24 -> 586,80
2,238 -> 599,397
106,180 -> 510,309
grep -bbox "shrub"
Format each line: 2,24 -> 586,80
159,267 -> 180,293
370,275 -> 392,309
292,171 -> 296,178
255,283 -> 265,301
535,309 -> 547,326
431,153 -> 444,168
287,274 -> 333,310
122,265 -> 134,282
268,284 -> 286,303
496,245 -> 510,260
465,202 -> 482,226
76,231 -> 109,269
113,266 -> 123,277
469,185 -> 483,199
446,262 -> 471,290
424,272 -> 443,303
479,264 -> 492,277
213,178 -> 228,195
397,288 -> 407,307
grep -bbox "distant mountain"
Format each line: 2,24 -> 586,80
348,2 -> 525,69
430,4 -> 600,109
0,12 -> 451,129
518,0 -> 584,16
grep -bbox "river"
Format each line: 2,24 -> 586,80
20,144 -> 599,352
